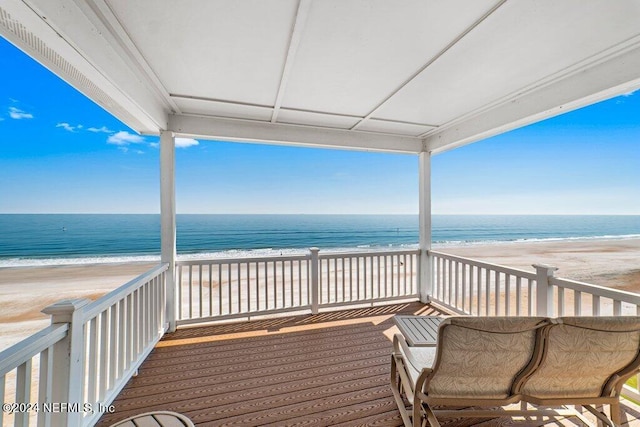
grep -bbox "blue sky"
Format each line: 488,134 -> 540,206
0,37 -> 638,215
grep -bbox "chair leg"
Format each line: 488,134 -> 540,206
412,400 -> 422,427
610,402 -> 621,426
390,355 -> 413,427
421,401 -> 442,427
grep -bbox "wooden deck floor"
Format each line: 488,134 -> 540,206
98,302 -> 640,427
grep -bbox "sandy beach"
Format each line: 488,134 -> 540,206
1,238 -> 639,351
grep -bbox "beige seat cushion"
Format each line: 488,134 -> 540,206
522,316 -> 640,399
426,317 -> 548,399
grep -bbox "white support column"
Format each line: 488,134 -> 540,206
160,131 -> 177,332
418,151 -> 432,303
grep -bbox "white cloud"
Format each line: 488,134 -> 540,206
175,137 -> 199,148
88,126 -> 113,133
9,107 -> 33,119
107,131 -> 145,146
56,122 -> 79,132
149,142 -> 159,149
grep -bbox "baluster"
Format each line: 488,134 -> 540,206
476,266 -> 481,315
528,279 -> 534,316
187,265 -> 192,319
614,300 -> 622,316
208,264 -> 213,317
15,359 -> 32,427
264,261 -> 270,309
485,269 -> 490,316
516,277 -> 522,316
229,263 -> 234,313
239,262 -> 243,313
37,347 -> 52,427
278,260 -> 283,308
242,262 -> 248,313
118,298 -> 126,380
389,255 -> 393,297
297,260 -> 302,306
198,264 -> 203,318
333,258 -> 338,302
109,305 -> 118,390
574,290 -> 582,316
505,274 -> 511,316
341,258 -> 346,302
461,263 -> 467,313
127,293 -> 134,369
87,317 -> 98,404
177,264 -> 183,320
592,295 -> 601,316
98,310 -> 108,399
495,271 -> 500,316
255,262 -> 260,311
355,256 -> 360,301
556,287 -> 564,316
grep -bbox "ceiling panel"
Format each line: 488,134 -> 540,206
280,0 -> 500,116
357,119 -> 435,137
374,0 -> 640,125
106,0 -> 297,106
175,97 -> 272,121
277,109 -> 360,129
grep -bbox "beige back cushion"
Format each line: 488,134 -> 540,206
426,317 -> 548,399
522,316 -> 640,399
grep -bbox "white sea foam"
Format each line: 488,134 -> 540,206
1,234 -> 638,268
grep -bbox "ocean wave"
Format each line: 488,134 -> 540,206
432,233 -> 640,247
1,234 -> 638,268
0,254 -> 162,268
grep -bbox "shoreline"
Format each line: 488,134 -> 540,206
1,237 -> 639,350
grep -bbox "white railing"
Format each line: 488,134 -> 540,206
318,250 -> 418,308
78,264 -> 167,427
0,324 -> 69,427
176,255 -> 312,324
429,250 -> 640,317
548,276 -> 640,317
176,248 -> 420,325
429,251 -> 537,316
0,263 -> 168,427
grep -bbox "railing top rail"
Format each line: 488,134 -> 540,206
176,254 -> 310,266
81,263 -> 169,322
428,250 -> 537,280
319,248 -> 420,259
550,276 -> 640,305
0,323 -> 68,377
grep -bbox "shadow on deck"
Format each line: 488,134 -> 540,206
97,302 -> 640,426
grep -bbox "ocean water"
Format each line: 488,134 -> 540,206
0,214 -> 638,267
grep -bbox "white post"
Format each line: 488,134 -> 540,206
310,247 -> 320,314
41,299 -> 90,427
418,151 -> 432,303
160,131 -> 177,332
534,264 -> 558,316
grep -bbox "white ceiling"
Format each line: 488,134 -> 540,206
2,0 -> 640,153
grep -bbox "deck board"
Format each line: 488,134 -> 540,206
98,302 -> 640,427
